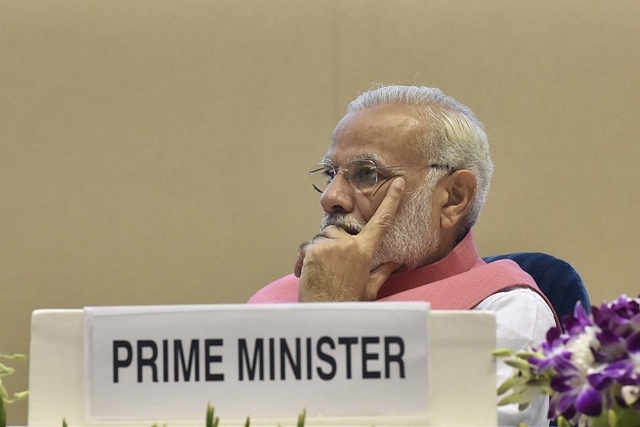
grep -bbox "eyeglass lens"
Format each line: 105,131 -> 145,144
309,161 -> 379,193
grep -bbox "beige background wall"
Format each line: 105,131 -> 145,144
1,1 -> 639,424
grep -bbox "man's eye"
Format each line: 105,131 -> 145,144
352,165 -> 378,186
323,168 -> 337,180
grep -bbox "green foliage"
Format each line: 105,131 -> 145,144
201,404 -> 305,427
2,353 -> 306,427
0,352 -> 28,427
205,403 -> 219,427
494,348 -> 640,427
296,409 -> 306,427
492,348 -> 554,411
58,405 -> 306,427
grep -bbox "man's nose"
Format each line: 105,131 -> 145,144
319,171 -> 355,214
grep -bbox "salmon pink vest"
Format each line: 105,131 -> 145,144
248,233 -> 559,325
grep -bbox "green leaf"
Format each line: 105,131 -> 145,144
497,376 -> 520,395
1,398 -> 6,427
515,350 -> 542,359
13,391 -> 28,401
297,408 -> 306,427
0,354 -> 26,361
206,404 -> 214,427
504,358 -> 534,371
498,392 -> 528,406
0,364 -> 15,378
0,380 -> 8,400
492,348 -> 515,357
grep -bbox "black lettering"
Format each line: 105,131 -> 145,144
174,339 -> 200,382
361,336 -> 380,379
316,336 -> 336,380
269,338 -> 275,380
162,340 -> 169,382
113,340 -> 132,383
338,337 -> 358,379
137,340 -> 158,383
384,336 -> 405,379
205,339 -> 224,381
306,338 -> 313,380
238,338 -> 264,381
280,338 -> 301,380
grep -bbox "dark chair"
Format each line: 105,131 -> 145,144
483,252 -> 591,322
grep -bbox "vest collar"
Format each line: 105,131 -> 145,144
376,232 -> 484,298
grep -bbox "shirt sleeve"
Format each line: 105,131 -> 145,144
473,287 -> 556,427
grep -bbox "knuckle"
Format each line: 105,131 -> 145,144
298,241 -> 310,252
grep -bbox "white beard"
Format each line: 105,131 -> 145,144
320,177 -> 440,271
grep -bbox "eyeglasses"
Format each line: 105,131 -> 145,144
308,159 -> 453,194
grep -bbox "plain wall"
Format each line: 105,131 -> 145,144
2,1 -> 639,424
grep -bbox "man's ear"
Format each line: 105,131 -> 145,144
439,170 -> 477,230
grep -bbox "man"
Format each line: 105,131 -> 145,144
249,85 -> 557,426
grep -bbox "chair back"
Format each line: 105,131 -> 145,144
483,252 -> 591,323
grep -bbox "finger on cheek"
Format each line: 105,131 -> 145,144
359,178 -> 405,242
377,177 -> 406,219
388,177 -> 405,196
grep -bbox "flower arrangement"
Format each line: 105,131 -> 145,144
495,294 -> 640,427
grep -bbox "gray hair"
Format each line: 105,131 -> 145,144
347,85 -> 494,232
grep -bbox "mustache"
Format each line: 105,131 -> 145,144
320,213 -> 364,235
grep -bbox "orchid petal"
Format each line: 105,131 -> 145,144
587,372 -> 612,391
627,331 -> 640,354
575,386 -> 602,416
556,392 -> 577,414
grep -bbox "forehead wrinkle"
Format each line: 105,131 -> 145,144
355,114 -> 422,142
328,106 -> 427,167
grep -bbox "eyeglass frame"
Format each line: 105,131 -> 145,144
308,158 -> 455,195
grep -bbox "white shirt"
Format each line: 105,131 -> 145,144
474,287 -> 557,427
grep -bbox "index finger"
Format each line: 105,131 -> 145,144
358,177 -> 406,245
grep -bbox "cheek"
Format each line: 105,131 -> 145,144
354,193 -> 380,223
358,192 -> 409,224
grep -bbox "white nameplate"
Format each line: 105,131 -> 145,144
84,303 -> 429,422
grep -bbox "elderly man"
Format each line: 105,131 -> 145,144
249,85 -> 557,426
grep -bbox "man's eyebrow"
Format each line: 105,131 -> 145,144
351,153 -> 381,163
321,153 -> 384,165
320,156 -> 333,166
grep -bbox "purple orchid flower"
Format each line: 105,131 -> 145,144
505,294 -> 640,424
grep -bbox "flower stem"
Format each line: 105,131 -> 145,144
0,398 -> 6,427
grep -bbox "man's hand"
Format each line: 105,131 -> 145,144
295,178 -> 405,302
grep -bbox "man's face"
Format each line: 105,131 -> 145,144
318,104 -> 441,270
